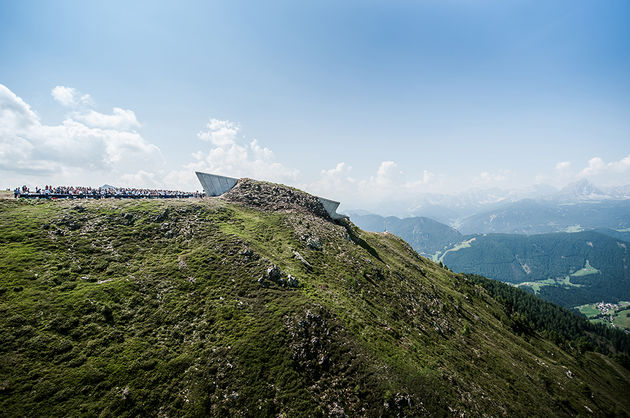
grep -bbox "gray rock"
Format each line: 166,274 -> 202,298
306,237 -> 322,250
293,251 -> 312,271
287,274 -> 299,288
267,265 -> 282,281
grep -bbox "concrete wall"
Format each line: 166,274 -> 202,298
318,197 -> 346,220
195,172 -> 239,196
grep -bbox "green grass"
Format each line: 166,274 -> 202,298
576,304 -> 600,318
436,237 -> 476,263
1,195 -> 629,416
517,276 -> 583,294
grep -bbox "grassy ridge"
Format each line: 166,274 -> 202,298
1,196 -> 630,416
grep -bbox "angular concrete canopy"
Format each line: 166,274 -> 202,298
317,197 -> 346,220
195,171 -> 346,220
195,172 -> 239,196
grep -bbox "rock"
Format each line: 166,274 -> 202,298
293,251 -> 312,271
328,402 -> 347,417
151,209 -> 169,222
307,237 -> 322,250
287,274 -> 299,288
267,265 -> 282,281
239,248 -> 254,256
220,179 -> 333,220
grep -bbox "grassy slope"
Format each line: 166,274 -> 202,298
1,197 -> 629,416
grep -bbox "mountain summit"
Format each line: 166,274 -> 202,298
555,179 -> 606,201
1,180 -> 629,416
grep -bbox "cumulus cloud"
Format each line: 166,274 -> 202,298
580,157 -> 605,177
197,118 -> 240,146
51,86 -> 93,107
0,84 -> 163,186
166,118 -> 299,191
576,155 -> 630,179
72,107 -> 141,130
374,161 -> 402,185
606,154 -> 630,173
307,159 -> 437,210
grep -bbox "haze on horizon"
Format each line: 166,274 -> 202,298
1,0 -> 629,212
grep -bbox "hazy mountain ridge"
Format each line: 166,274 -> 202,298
2,180 -> 630,416
356,180 -> 630,225
457,199 -> 630,235
350,211 -> 630,310
348,213 -> 463,257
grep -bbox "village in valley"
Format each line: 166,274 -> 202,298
576,301 -> 630,331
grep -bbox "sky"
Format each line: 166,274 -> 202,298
1,0 -> 629,210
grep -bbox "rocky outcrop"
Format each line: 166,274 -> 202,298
258,264 -> 300,288
221,179 -> 332,221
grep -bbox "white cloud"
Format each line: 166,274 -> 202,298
72,107 -> 141,130
374,160 -> 401,185
580,157 -> 605,177
307,159 -> 437,210
51,86 -> 92,107
166,118 -> 299,191
197,118 -> 239,146
576,155 -> 630,186
472,170 -> 510,186
608,154 -> 630,173
555,161 -> 571,170
119,170 -> 162,188
0,84 -> 163,186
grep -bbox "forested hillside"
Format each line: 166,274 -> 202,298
442,231 -> 630,307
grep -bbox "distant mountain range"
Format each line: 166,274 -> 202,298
350,186 -> 630,311
357,180 -> 630,225
347,214 -> 462,257
456,199 -> 630,235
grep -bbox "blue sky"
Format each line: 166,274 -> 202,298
1,0 -> 629,208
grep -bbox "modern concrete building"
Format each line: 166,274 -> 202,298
195,171 -> 346,220
195,172 -> 239,196
317,197 -> 345,220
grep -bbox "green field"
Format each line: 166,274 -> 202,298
571,259 -> 600,277
435,237 -> 476,263
517,276 -> 583,294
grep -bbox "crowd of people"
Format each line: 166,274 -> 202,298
14,185 -> 204,199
